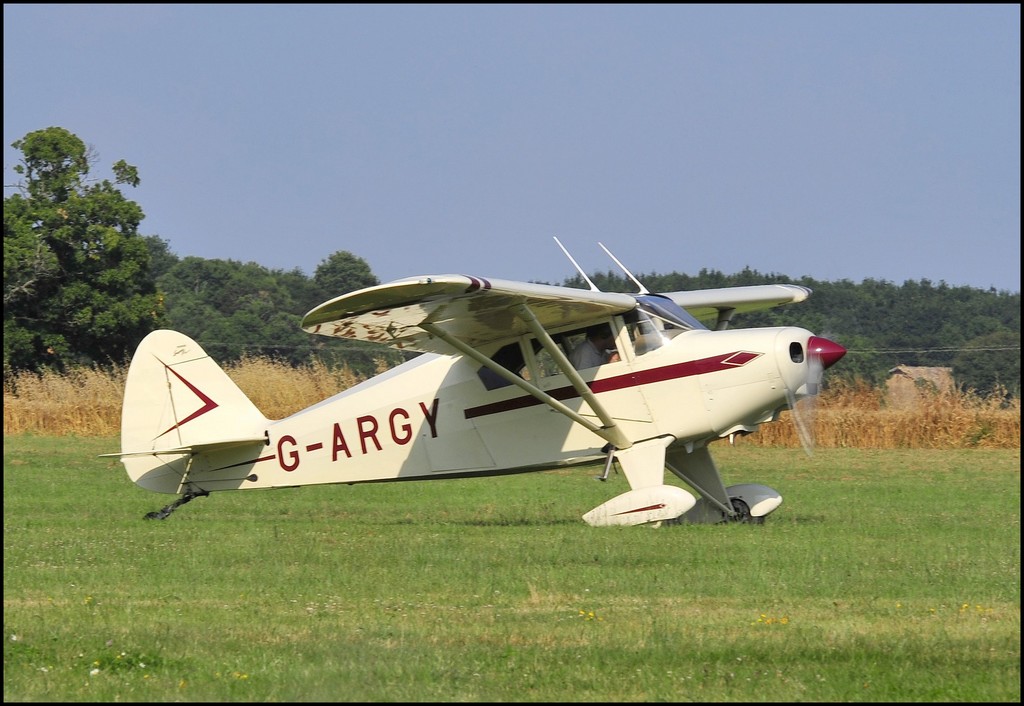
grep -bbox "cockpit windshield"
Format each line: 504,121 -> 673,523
625,294 -> 707,356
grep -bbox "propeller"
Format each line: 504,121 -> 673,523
788,336 -> 846,456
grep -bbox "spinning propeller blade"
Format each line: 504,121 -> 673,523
788,336 -> 846,456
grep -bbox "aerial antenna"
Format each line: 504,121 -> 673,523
553,237 -> 600,291
598,242 -> 649,295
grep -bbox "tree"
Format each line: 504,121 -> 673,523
154,252 -> 401,375
312,251 -> 379,302
143,235 -> 180,280
4,127 -> 163,372
157,257 -> 315,365
953,330 -> 1021,399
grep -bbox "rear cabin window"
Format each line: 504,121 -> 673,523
477,341 -> 526,390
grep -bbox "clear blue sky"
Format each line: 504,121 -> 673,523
4,4 -> 1020,293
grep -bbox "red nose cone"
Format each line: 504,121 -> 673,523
808,336 -> 846,369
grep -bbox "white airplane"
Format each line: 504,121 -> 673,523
105,241 -> 845,525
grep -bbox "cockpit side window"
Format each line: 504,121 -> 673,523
532,332 -> 571,378
528,321 -> 623,379
625,309 -> 667,356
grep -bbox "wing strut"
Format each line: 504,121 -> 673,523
510,302 -> 633,450
419,308 -> 633,451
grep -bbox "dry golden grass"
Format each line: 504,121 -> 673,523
222,354 -> 366,420
747,379 -> 1020,449
4,358 -> 1020,449
3,364 -> 128,437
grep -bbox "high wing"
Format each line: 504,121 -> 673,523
302,275 -> 637,354
303,274 -> 641,450
663,284 -> 812,330
300,276 -> 813,453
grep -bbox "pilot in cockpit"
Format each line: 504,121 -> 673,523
569,324 -> 619,369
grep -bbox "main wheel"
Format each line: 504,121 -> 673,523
729,498 -> 765,524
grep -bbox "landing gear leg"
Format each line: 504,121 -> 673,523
596,444 -> 617,482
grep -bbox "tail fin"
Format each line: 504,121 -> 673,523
107,330 -> 269,494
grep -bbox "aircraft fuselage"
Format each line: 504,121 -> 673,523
179,325 -> 815,493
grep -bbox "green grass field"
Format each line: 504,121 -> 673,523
3,436 -> 1020,702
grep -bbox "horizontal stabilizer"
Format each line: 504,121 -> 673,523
100,435 -> 267,459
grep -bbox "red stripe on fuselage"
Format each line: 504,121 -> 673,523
463,350 -> 762,420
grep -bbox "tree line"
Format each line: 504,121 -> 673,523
5,127 -> 1020,396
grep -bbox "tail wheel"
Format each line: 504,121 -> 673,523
730,497 -> 765,525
